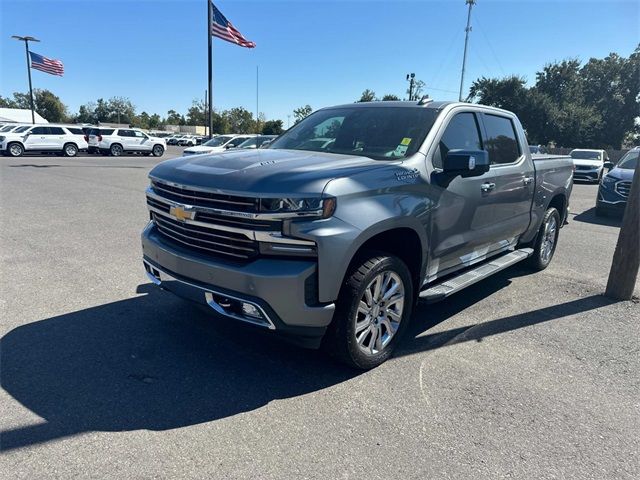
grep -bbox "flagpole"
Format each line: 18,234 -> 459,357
207,0 -> 213,139
12,35 -> 40,124
256,65 -> 259,134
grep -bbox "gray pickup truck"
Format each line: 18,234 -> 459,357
141,100 -> 573,369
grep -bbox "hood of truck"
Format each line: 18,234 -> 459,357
149,148 -> 392,196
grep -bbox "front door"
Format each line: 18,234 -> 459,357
23,126 -> 49,150
428,111 -> 498,277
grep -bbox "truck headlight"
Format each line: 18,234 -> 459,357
259,197 -> 336,219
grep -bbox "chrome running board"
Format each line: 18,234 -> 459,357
419,248 -> 533,303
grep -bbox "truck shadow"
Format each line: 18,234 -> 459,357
1,269 -> 615,451
0,284 -> 358,451
571,208 -> 622,227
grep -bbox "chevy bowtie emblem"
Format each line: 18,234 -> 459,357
169,205 -> 196,222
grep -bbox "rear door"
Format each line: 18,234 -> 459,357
117,129 -> 136,150
478,112 -> 534,243
46,126 -> 66,150
428,110 -> 498,275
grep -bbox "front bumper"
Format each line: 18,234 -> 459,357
141,223 -> 335,340
597,185 -> 627,213
573,168 -> 601,181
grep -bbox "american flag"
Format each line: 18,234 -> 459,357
29,51 -> 64,76
210,1 -> 256,48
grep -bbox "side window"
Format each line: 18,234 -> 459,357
483,114 -> 521,165
67,127 -> 83,135
433,112 -> 482,169
133,131 -> 146,138
118,129 -> 133,137
49,127 -> 65,135
31,126 -> 48,135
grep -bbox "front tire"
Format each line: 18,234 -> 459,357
527,207 -> 560,271
323,252 -> 414,369
7,142 -> 24,157
152,144 -> 164,157
110,143 -> 124,156
63,143 -> 78,157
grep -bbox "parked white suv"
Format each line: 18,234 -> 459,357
182,134 -> 256,155
88,128 -> 166,157
0,124 -> 89,157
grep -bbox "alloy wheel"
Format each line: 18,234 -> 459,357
540,215 -> 557,263
354,271 -> 405,355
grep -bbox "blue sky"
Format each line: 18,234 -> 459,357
1,0 -> 638,125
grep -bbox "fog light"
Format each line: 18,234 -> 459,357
241,302 -> 263,319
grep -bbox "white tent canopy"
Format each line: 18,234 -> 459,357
0,108 -> 48,124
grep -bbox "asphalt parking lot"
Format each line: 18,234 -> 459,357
1,147 -> 638,479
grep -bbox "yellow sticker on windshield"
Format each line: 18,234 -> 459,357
401,137 -> 412,146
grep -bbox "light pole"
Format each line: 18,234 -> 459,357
11,35 -> 40,124
287,114 -> 291,129
458,0 -> 476,102
406,73 -> 415,101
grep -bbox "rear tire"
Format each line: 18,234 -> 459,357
323,252 -> 414,369
7,142 -> 24,157
110,143 -> 124,156
527,207 -> 560,271
63,143 -> 78,157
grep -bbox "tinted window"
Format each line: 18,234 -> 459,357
133,130 -> 146,138
101,129 -> 115,135
14,126 -> 31,133
118,129 -> 134,137
618,150 -> 639,170
67,127 -> 84,135
433,112 -> 482,169
270,106 -> 439,160
48,127 -> 65,135
31,126 -> 48,135
483,114 -> 521,165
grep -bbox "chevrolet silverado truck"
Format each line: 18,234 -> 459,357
141,100 -> 573,369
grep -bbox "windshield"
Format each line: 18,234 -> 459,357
571,150 -> 601,160
268,106 -> 439,160
617,150 -> 639,170
203,135 -> 233,147
237,137 -> 258,148
1,125 -> 18,132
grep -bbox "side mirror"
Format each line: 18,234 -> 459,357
442,149 -> 490,178
603,161 -> 614,170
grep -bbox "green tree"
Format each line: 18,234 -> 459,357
293,105 -> 313,124
186,99 -> 207,126
7,89 -> 69,122
224,107 -> 255,133
106,96 -> 135,124
134,111 -> 151,129
381,94 -> 400,101
166,109 -> 185,125
358,89 -> 376,102
149,113 -> 162,129
75,103 -> 97,124
262,119 -> 284,135
211,111 -> 228,134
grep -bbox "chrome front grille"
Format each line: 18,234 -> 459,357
145,179 -> 315,262
150,180 -> 258,211
152,212 -> 259,260
615,181 -> 631,198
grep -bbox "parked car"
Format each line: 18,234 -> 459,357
177,135 -> 197,147
166,135 -> 181,145
182,134 -> 255,155
236,135 -> 277,149
1,124 -> 88,157
570,149 -> 609,183
596,147 -> 638,216
141,100 -> 574,369
529,145 -> 547,154
87,127 -> 166,156
0,124 -> 28,134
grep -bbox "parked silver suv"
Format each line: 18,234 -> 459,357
88,127 -> 166,156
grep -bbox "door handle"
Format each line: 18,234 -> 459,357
523,176 -> 534,185
481,182 -> 496,192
